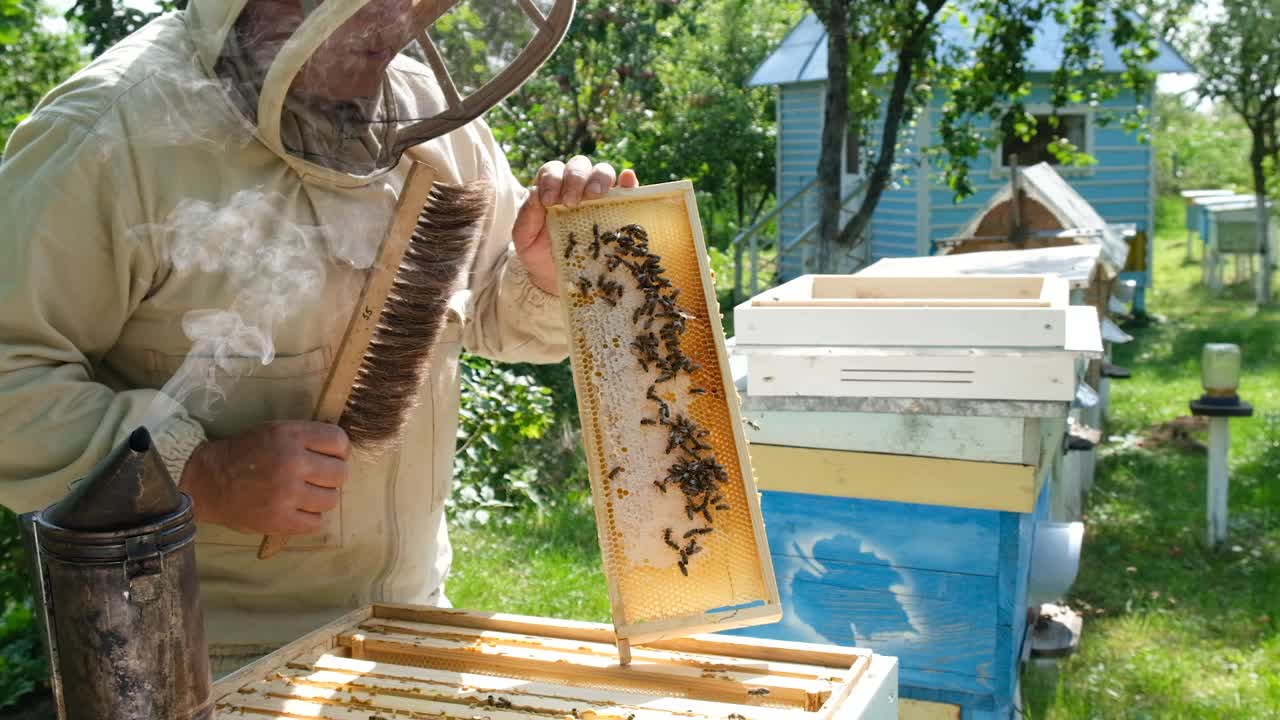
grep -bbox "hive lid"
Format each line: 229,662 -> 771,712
43,427 -> 182,532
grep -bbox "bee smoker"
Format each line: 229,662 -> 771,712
19,427 -> 212,719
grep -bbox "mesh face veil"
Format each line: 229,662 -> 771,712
215,0 -> 574,178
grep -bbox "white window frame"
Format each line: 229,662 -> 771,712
992,105 -> 1096,178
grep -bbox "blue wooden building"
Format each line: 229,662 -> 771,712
746,13 -> 1192,311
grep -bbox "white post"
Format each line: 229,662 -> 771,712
1207,416 -> 1231,546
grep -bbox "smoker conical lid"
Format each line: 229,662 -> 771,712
43,427 -> 183,532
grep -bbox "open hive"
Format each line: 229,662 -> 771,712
544,182 -> 780,645
212,604 -> 898,719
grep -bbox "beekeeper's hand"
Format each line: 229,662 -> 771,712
178,421 -> 350,536
512,156 -> 640,296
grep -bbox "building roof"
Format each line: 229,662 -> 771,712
950,162 -> 1132,274
749,12 -> 1195,87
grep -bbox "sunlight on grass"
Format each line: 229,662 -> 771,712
1024,196 -> 1280,719
446,497 -> 610,622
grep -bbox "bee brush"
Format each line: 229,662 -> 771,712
258,160 -> 488,559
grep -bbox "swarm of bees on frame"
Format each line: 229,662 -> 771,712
565,222 -> 731,578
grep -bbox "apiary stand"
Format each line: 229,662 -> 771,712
722,384 -> 1062,720
855,246 -> 1119,522
725,272 -> 1101,720
211,603 -> 900,719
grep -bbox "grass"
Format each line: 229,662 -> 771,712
1022,196 -> 1280,719
446,195 -> 1280,718
447,494 -> 610,622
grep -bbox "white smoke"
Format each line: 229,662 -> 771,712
136,189 -> 329,428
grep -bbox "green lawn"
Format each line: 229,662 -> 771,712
448,494 -> 610,622
1023,197 -> 1280,719
446,195 -> 1280,718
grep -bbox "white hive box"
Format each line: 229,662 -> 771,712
734,274 -> 1101,402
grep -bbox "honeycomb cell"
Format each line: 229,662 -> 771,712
546,189 -> 771,628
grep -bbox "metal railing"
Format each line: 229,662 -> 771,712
731,177 -> 868,303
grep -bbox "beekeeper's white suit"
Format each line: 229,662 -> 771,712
0,0 -> 569,674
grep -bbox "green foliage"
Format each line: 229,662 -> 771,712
0,599 -> 45,709
0,0 -> 32,46
1197,0 -> 1280,153
0,3 -> 83,142
936,0 -> 1161,199
802,0 -> 1179,255
631,0 -> 805,242
451,355 -> 584,525
0,509 -> 44,710
487,0 -> 801,252
488,1 -> 676,168
65,0 -> 185,58
0,4 -> 81,709
1154,92 -> 1253,194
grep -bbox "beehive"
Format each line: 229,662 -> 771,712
212,605 -> 899,719
544,182 -> 780,645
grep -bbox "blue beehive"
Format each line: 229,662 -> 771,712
749,13 -> 1192,312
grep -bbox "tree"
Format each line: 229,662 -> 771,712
1198,0 -> 1279,305
802,0 -> 1167,271
1,4 -> 83,141
66,0 -> 185,57
1154,91 -> 1252,195
635,0 -> 805,241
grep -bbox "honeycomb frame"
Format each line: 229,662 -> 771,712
546,181 -> 781,643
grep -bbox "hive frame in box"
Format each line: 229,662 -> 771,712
212,604 -> 899,720
544,181 -> 781,660
734,274 -> 1073,348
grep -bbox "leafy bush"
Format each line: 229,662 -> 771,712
450,355 -> 589,525
0,598 -> 45,709
0,509 -> 45,710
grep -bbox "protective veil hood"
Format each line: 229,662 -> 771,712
185,0 -> 574,186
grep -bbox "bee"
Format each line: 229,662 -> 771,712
640,418 -> 657,426
608,466 -> 624,479
689,387 -> 707,395
715,503 -> 732,511
678,560 -> 688,576
684,527 -> 713,538
745,419 -> 761,431
748,688 -> 771,697
563,233 -> 577,259
589,227 -> 602,259
663,528 -> 680,550
653,481 -> 667,494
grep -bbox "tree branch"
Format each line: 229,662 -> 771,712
838,0 -> 946,247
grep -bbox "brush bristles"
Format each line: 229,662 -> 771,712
340,180 -> 491,449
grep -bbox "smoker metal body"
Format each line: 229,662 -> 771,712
20,427 -> 212,720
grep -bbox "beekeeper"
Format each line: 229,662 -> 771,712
0,0 -> 629,675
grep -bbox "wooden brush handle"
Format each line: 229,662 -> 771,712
258,162 -> 438,560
